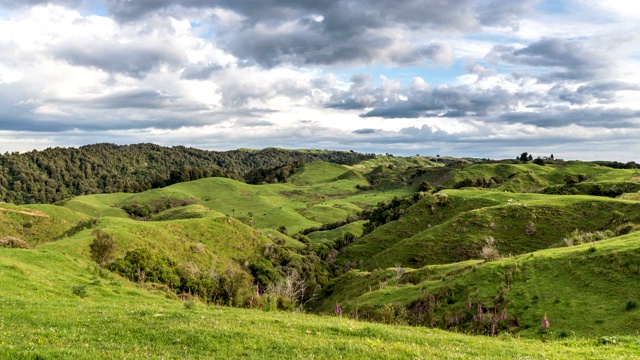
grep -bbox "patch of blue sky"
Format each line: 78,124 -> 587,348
535,0 -> 616,24
463,32 -> 527,47
80,0 -> 107,17
535,0 -> 573,16
190,21 -> 216,39
331,61 -> 468,88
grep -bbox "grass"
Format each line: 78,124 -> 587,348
315,232 -> 640,338
2,247 -> 640,359
3,156 -> 640,357
0,203 -> 90,245
338,189 -> 640,269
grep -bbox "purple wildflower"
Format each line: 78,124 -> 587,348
335,303 -> 343,316
541,313 -> 549,329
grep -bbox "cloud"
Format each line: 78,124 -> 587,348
327,77 -> 521,119
0,0 -> 81,8
52,38 -> 184,79
97,0 -> 536,68
352,128 -> 378,134
180,64 -> 223,80
487,37 -> 611,82
498,107 -> 640,128
0,1 -> 639,162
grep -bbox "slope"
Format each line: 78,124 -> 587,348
313,231 -> 640,338
338,189 -> 640,269
1,247 -> 639,359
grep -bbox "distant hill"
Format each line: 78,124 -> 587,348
0,143 -> 374,204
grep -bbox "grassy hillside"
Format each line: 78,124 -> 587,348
0,203 -> 90,245
2,247 -> 639,359
313,232 -> 640,338
40,215 -> 268,272
338,190 -> 640,269
2,153 -> 640,356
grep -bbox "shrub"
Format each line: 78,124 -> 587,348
418,181 -> 434,192
189,242 -> 207,254
377,302 -> 408,325
626,300 -> 637,311
72,285 -> 87,298
598,336 -> 618,345
89,229 -> 117,268
266,270 -> 306,310
184,300 -> 196,310
615,223 -> 638,236
435,193 -> 450,206
480,237 -> 501,262
0,236 -> 30,249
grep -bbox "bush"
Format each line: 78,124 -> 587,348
72,285 -> 87,298
89,229 -> 117,268
480,237 -> 501,262
0,236 -> 30,249
184,300 -> 196,310
626,300 -> 637,311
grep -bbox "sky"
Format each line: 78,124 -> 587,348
0,0 -> 639,161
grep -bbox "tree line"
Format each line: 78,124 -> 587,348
0,143 -> 374,204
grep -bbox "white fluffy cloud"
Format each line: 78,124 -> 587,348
0,0 -> 638,160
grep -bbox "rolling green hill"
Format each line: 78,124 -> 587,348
338,190 -> 640,269
312,232 -> 640,338
2,150 -> 640,358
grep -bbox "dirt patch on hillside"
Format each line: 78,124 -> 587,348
0,207 -> 50,218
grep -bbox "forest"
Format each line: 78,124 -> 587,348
0,143 -> 374,204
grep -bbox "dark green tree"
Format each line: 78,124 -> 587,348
89,229 -> 117,268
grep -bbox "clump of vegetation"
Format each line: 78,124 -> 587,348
625,300 -> 637,311
72,285 -> 87,298
244,160 -> 304,185
121,197 -> 198,219
557,225 -> 639,248
89,229 -> 117,268
361,192 -> 432,235
480,237 -> 501,262
0,236 -> 30,249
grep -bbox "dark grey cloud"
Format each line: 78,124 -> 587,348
87,89 -> 204,110
0,0 -> 81,8
352,128 -> 378,134
327,78 -> 521,119
100,0 -> 535,67
234,119 -> 274,127
488,37 -> 607,82
180,64 -> 223,80
52,39 -> 183,79
568,81 -> 640,104
498,107 -> 640,128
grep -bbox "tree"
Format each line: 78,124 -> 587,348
418,181 -> 434,192
519,152 -> 529,162
564,175 -> 579,187
89,229 -> 117,268
533,157 -> 545,166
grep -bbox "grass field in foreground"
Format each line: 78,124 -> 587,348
1,247 -> 640,359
